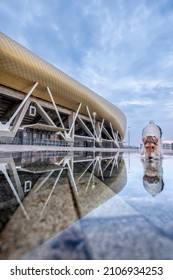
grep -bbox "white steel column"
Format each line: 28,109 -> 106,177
68,112 -> 75,140
64,103 -> 82,140
34,101 -> 56,126
110,122 -> 120,148
86,106 -> 96,136
85,107 -> 103,141
6,82 -> 38,129
76,116 -> 94,138
0,163 -> 29,220
98,118 -> 104,141
86,106 -> 98,147
47,87 -> 65,128
40,168 -> 64,216
11,99 -> 31,133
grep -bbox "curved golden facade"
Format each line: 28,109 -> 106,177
0,32 -> 126,139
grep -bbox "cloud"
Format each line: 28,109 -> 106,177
0,0 -> 173,145
117,99 -> 154,107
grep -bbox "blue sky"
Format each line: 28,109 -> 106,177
1,0 -> 173,145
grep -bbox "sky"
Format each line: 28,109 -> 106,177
1,0 -> 173,146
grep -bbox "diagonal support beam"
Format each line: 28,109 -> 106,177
86,106 -> 97,137
34,101 -> 56,126
65,103 -> 82,139
11,99 -> 31,133
85,158 -> 98,193
77,116 -> 94,137
8,158 -> 24,199
77,158 -> 95,182
40,169 -> 64,216
110,122 -> 119,148
0,164 -> 29,220
102,125 -> 114,140
34,170 -> 55,193
110,122 -> 116,141
102,158 -> 114,173
7,82 -> 38,128
63,156 -> 79,195
47,87 -> 65,128
98,118 -> 104,140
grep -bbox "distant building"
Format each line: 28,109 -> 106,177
162,140 -> 173,150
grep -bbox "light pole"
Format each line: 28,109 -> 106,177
128,126 -> 130,149
128,126 -> 131,172
93,112 -> 96,148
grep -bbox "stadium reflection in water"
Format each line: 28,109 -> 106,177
0,151 -> 173,260
0,151 -> 126,259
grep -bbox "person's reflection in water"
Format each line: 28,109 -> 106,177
141,159 -> 164,196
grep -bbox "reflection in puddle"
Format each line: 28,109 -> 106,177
141,159 -> 164,196
0,151 -> 126,259
1,151 -> 173,260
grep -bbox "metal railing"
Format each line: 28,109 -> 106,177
0,137 -> 118,148
0,136 -> 69,146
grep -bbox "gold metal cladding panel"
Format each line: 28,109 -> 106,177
0,32 -> 126,139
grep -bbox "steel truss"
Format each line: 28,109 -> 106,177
0,84 -> 121,148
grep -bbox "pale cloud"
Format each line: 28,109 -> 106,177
116,99 -> 154,107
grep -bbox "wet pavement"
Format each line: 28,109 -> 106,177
0,150 -> 173,259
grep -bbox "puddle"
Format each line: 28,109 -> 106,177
0,151 -> 173,259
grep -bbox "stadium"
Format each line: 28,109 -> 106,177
0,32 -> 126,149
